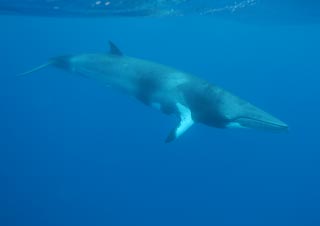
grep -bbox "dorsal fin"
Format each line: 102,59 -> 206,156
109,41 -> 123,56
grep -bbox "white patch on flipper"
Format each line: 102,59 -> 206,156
175,103 -> 194,139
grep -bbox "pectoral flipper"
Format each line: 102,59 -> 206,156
165,103 -> 194,143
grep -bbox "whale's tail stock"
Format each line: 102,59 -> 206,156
19,55 -> 73,76
18,60 -> 54,76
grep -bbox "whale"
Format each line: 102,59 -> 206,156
21,41 -> 288,142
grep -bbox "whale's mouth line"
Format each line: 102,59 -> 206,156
234,117 -> 288,130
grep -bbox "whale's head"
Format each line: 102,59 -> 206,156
181,82 -> 288,132
225,109 -> 288,132
219,91 -> 288,132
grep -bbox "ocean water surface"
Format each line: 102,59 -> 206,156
0,1 -> 320,226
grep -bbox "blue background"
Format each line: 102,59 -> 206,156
1,13 -> 320,226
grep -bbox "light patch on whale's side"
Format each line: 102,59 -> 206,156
226,122 -> 247,129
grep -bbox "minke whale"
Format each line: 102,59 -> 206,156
21,42 -> 288,142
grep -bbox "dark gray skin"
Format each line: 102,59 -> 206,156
22,42 -> 288,142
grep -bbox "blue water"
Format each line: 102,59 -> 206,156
1,8 -> 320,226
